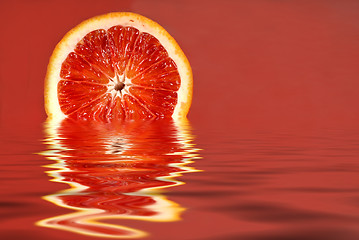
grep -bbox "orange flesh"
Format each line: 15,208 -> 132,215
58,26 -> 180,120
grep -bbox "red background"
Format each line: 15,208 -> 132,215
0,0 -> 359,131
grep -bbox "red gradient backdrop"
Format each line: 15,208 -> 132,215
0,0 -> 358,132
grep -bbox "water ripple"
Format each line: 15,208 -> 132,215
37,118 -> 201,238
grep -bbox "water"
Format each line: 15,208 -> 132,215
38,119 -> 200,239
1,120 -> 359,240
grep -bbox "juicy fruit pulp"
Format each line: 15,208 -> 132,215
59,26 -> 181,120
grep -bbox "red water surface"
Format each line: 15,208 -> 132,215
36,119 -> 199,239
1,0 -> 359,240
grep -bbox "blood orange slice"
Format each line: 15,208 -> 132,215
45,12 -> 192,121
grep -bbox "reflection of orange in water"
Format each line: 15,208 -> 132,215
38,119 -> 200,238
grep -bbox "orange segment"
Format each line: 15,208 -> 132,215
129,87 -> 177,117
45,12 -> 192,121
58,81 -> 108,115
107,26 -> 141,76
60,52 -> 110,84
131,58 -> 181,91
74,29 -> 116,79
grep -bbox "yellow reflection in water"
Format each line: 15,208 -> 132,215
37,118 -> 201,238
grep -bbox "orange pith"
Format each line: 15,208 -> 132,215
59,26 -> 180,120
45,12 -> 192,121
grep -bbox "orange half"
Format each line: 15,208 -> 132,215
45,12 -> 192,121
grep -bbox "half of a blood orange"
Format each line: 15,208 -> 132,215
45,12 -> 192,121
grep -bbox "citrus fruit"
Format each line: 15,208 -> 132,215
44,12 -> 192,121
